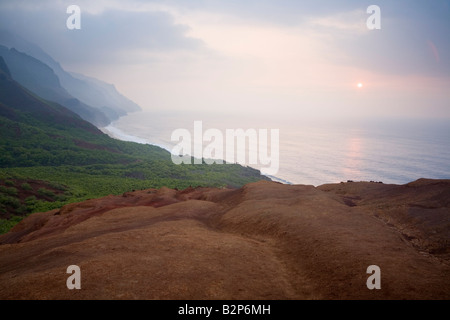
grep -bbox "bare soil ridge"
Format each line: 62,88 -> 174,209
0,178 -> 449,299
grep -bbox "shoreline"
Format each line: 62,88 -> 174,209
100,122 -> 291,184
100,123 -> 173,152
101,114 -> 450,187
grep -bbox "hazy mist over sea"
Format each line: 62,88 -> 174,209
105,110 -> 450,186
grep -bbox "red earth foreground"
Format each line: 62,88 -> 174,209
0,179 -> 449,299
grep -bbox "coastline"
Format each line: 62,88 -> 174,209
100,121 -> 288,184
100,122 -> 174,152
100,123 -> 149,145
101,113 -> 450,187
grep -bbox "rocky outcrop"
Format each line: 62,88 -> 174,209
0,179 -> 449,299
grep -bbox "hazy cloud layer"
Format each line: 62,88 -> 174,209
0,1 -> 203,65
0,0 -> 449,118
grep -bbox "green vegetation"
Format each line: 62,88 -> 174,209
21,182 -> 32,190
4,180 -> 14,187
0,185 -> 18,196
1,159 -> 267,234
0,215 -> 23,234
2,161 -> 263,200
37,187 -> 55,198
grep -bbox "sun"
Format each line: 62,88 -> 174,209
357,83 -> 363,88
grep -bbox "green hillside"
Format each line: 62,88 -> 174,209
0,56 -> 270,232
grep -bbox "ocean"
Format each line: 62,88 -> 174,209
103,110 -> 450,186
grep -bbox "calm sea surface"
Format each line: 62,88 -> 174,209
104,110 -> 450,186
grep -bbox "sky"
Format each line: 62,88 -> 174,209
0,0 -> 449,120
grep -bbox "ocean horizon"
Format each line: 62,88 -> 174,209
102,110 -> 450,186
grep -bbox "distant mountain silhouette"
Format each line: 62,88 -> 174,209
0,29 -> 141,125
0,55 -> 11,77
69,71 -> 141,120
0,56 -> 101,134
0,45 -> 109,126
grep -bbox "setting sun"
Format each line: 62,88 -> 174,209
357,83 -> 363,88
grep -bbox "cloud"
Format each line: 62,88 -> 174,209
307,9 -> 368,34
0,1 -> 203,68
1,0 -> 449,118
66,10 -> 203,61
2,0 -> 448,78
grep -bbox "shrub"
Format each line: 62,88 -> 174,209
4,180 -> 15,187
49,182 -> 67,191
25,196 -> 37,212
5,187 -> 18,197
37,188 -> 55,199
0,215 -> 23,234
16,204 -> 28,215
33,200 -> 63,213
25,195 -> 37,203
0,195 -> 21,209
21,182 -> 33,191
1,186 -> 18,196
54,194 -> 68,202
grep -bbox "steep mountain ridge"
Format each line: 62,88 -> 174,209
0,29 -> 141,123
0,45 -> 110,126
0,56 -> 100,134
